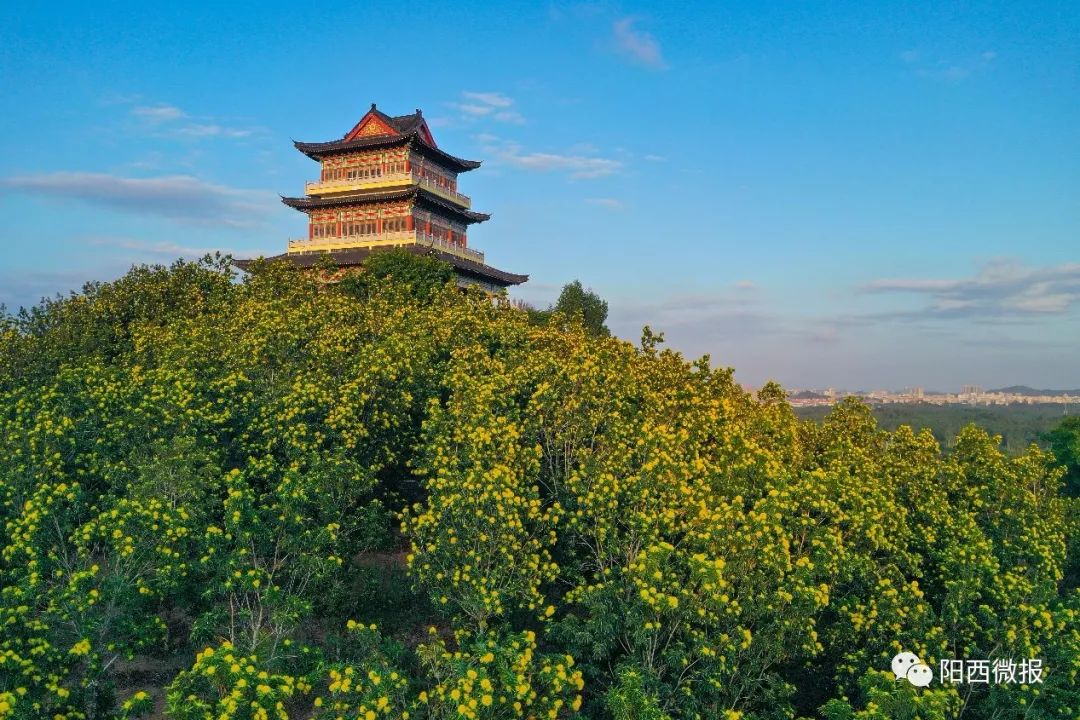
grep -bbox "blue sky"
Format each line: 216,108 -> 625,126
1,1 -> 1077,390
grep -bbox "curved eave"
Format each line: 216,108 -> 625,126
232,247 -> 527,287
293,134 -> 482,172
281,188 -> 490,225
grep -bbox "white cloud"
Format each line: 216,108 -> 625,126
86,236 -> 230,258
174,123 -> 252,139
462,91 -> 514,108
860,259 -> 1080,319
449,91 -> 526,124
0,172 -> 279,227
509,151 -> 621,179
612,17 -> 667,69
129,101 -> 255,139
452,103 -> 496,117
132,104 -> 185,122
478,136 -> 622,179
899,49 -> 998,82
493,110 -> 526,124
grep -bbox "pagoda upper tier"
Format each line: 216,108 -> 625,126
236,104 -> 527,291
291,104 -> 481,211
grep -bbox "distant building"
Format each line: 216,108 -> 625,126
236,104 -> 527,292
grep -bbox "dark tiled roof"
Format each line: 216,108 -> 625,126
294,106 -> 481,172
232,245 -> 528,287
390,112 -> 427,135
281,187 -> 491,224
294,136 -> 481,172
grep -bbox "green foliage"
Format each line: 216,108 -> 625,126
797,402 -> 1069,454
0,257 -> 1076,719
553,280 -> 610,336
339,248 -> 456,301
819,669 -> 961,720
604,667 -> 671,720
1043,416 -> 1080,497
525,280 -> 611,336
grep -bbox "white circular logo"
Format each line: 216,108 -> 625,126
891,652 -> 933,686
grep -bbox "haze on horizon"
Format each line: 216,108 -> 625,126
1,1 -> 1076,391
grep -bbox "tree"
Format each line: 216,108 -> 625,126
1,258 -> 1077,719
553,280 -> 609,336
339,248 -> 455,301
1043,416 -> 1080,497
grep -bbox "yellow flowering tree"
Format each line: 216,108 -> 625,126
0,255 -> 1075,719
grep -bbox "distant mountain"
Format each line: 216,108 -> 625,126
990,386 -> 1080,397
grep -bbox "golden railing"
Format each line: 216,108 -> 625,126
303,173 -> 471,208
287,231 -> 484,264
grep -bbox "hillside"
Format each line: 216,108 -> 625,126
990,385 -> 1080,397
0,254 -> 1077,720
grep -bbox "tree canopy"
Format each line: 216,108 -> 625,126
1043,416 -> 1080,497
526,280 -> 610,337
0,256 -> 1076,720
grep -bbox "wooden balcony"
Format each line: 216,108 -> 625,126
304,172 -> 471,208
287,230 -> 485,264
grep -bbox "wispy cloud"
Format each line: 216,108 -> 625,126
898,48 -> 997,82
860,259 -> 1080,319
173,123 -> 252,139
86,236 -> 234,258
132,104 -> 185,122
129,101 -> 257,139
477,136 -> 622,179
448,91 -> 526,124
612,17 -> 667,70
462,91 -> 513,108
0,172 -> 278,227
585,197 -> 623,208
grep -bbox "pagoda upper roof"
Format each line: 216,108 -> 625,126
233,245 -> 527,287
294,104 -> 482,172
281,187 -> 491,225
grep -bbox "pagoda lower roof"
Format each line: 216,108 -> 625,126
294,135 -> 481,173
233,245 -> 528,287
281,187 -> 490,224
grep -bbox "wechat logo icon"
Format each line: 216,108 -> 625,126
892,651 -> 933,687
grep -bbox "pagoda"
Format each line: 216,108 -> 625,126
236,103 -> 527,291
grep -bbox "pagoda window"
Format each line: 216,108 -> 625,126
312,222 -> 338,238
345,165 -> 384,181
344,220 -> 377,237
382,216 -> 408,233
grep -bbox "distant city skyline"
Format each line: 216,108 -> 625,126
785,384 -> 1080,406
1,1 -> 1077,389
